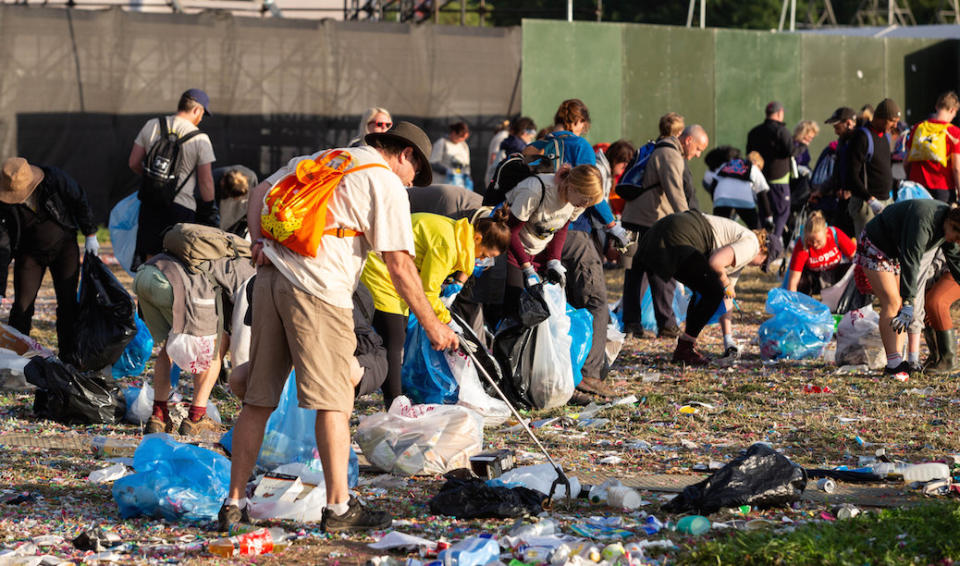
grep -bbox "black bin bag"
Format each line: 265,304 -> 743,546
428,477 -> 544,519
25,357 -> 126,424
663,443 -> 807,515
64,252 -> 137,371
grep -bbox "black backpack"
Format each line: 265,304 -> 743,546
140,116 -> 202,208
482,154 -> 545,208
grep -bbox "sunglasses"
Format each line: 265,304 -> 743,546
369,121 -> 392,129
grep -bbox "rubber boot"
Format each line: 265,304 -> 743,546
923,325 -> 940,370
929,329 -> 959,374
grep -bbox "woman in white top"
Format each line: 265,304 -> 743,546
431,121 -> 472,189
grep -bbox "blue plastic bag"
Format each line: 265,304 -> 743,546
113,433 -> 229,522
112,316 -> 154,379
641,285 -> 691,332
896,180 -> 933,202
758,288 -> 835,360
220,374 -> 358,486
401,314 -> 459,405
566,306 -> 592,387
108,193 -> 140,277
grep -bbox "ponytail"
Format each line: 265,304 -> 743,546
475,205 -> 511,253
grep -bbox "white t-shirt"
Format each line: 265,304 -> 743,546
712,162 -> 770,210
704,214 -> 760,285
261,146 -> 415,309
134,116 -> 216,210
484,130 -> 510,186
431,137 -> 472,175
506,174 -> 584,257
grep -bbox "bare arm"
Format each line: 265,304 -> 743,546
247,180 -> 271,265
786,269 -> 802,292
196,162 -> 215,203
128,144 -> 145,176
709,245 -> 737,295
383,250 -> 458,351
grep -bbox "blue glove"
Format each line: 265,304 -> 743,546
440,282 -> 463,308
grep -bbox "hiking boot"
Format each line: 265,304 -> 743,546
568,390 -> 594,406
672,340 -> 709,367
178,415 -> 224,438
217,503 -> 252,533
320,496 -> 392,533
929,329 -> 959,374
658,324 -> 682,339
576,377 -> 616,399
145,415 -> 174,435
883,361 -> 912,381
623,322 -> 646,340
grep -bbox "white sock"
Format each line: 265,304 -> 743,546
723,334 -> 737,349
887,353 -> 903,369
328,501 -> 350,516
907,351 -> 919,363
223,497 -> 245,508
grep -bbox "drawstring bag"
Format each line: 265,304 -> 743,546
261,150 -> 386,257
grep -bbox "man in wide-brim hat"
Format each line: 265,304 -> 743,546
0,157 -> 98,361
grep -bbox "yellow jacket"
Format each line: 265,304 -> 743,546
361,213 -> 475,323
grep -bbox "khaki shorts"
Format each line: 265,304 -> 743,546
244,265 -> 357,413
133,265 -> 173,342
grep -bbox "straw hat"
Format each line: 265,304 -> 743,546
0,158 -> 44,204
365,121 -> 433,187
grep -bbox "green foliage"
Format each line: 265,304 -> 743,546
679,501 -> 960,565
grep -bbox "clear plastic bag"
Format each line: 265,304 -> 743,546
758,288 -> 835,360
112,433 -> 230,521
165,332 -> 217,375
526,284 -> 574,409
445,348 -> 510,428
836,306 -> 886,369
355,396 -> 484,476
108,193 -> 140,277
896,180 -> 933,202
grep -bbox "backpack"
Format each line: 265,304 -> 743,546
525,132 -> 572,174
907,121 -> 952,166
162,223 -> 251,273
261,149 -> 388,257
810,145 -> 836,189
484,154 -> 537,206
716,158 -> 752,182
140,116 -> 203,208
614,140 -> 674,201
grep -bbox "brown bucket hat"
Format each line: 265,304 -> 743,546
0,158 -> 44,204
365,121 -> 433,187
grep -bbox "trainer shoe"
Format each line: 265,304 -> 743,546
715,345 -> 741,366
217,503 -> 252,533
178,415 -> 225,438
576,377 -> 616,399
320,496 -> 392,532
145,415 -> 174,435
883,361 -> 912,381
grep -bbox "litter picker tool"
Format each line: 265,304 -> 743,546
449,312 -> 572,505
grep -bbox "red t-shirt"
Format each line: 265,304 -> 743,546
789,227 -> 856,273
906,119 -> 960,191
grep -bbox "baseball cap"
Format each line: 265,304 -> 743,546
824,107 -> 856,124
875,98 -> 902,120
183,88 -> 212,117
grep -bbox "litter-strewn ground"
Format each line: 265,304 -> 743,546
1,247 -> 959,565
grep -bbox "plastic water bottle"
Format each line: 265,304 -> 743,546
903,463 -> 950,482
207,527 -> 290,557
606,486 -> 642,510
642,515 -> 663,535
588,479 -> 622,503
676,515 -> 711,535
436,534 -> 499,566
510,518 -> 557,539
90,436 -> 138,458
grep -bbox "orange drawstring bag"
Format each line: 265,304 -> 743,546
260,150 -> 387,257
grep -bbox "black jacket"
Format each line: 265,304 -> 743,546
746,119 -> 794,181
846,125 -> 894,201
0,166 -> 96,293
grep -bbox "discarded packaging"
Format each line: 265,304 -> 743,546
676,515 -> 711,535
817,478 -> 836,493
207,527 -> 290,557
470,449 -> 516,479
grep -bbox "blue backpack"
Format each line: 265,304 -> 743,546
615,140 -> 676,201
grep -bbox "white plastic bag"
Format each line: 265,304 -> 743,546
605,319 -> 625,367
355,396 -> 484,476
108,193 -> 140,276
498,463 -> 581,498
445,348 -> 510,427
526,284 -> 575,409
229,277 -> 253,368
165,332 -> 217,375
836,306 -> 886,369
0,347 -> 32,391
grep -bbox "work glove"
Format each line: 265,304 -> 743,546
84,235 -> 100,256
545,259 -> 567,287
891,302 -> 914,334
195,199 -> 221,228
448,318 -> 463,335
439,282 -> 463,308
762,216 -> 775,231
606,222 -> 630,251
868,198 -> 885,216
522,265 -> 541,288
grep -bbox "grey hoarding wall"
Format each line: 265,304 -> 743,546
1,6 -> 521,220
